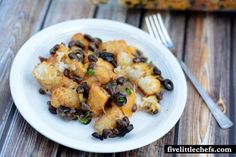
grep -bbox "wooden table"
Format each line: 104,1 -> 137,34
0,0 -> 235,156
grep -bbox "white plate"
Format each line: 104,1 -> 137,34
10,19 -> 187,153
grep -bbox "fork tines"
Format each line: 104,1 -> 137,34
145,14 -> 174,49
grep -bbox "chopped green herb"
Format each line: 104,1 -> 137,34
125,88 -> 132,95
76,40 -> 82,45
86,69 -> 95,76
78,111 -> 92,125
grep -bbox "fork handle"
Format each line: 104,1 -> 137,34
178,60 -> 233,129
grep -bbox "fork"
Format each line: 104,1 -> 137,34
145,14 -> 233,129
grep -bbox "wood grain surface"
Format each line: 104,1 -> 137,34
177,12 -> 232,157
0,0 -> 95,156
0,0 -> 51,154
0,0 -> 235,156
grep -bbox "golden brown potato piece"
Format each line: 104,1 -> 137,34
73,62 -> 87,78
94,66 -> 111,84
32,62 -> 77,92
58,43 -> 69,54
94,105 -> 124,135
47,55 -> 57,65
51,87 -> 81,109
117,51 -> 134,67
121,90 -> 136,117
94,58 -> 116,84
97,58 -> 114,71
126,45 -> 137,56
83,76 -> 100,88
46,44 -> 70,72
125,66 -> 145,83
133,63 -> 153,76
101,40 -> 127,55
87,84 -> 109,116
142,96 -> 160,114
71,33 -> 89,49
64,58 -> 87,78
101,40 -> 137,56
138,76 -> 161,95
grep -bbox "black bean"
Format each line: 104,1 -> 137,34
113,92 -> 127,106
99,52 -> 116,67
88,62 -> 96,69
63,69 -> 70,77
116,76 -> 126,85
132,104 -> 137,112
79,113 -> 85,119
65,113 -> 75,120
94,37 -> 102,43
61,106 -> 70,113
118,124 -> 134,137
133,57 -> 147,63
73,48 -> 84,54
136,49 -> 143,56
88,43 -> 96,52
104,83 -> 117,96
88,54 -> 98,62
75,41 -> 85,49
156,92 -> 163,100
126,124 -> 134,132
68,40 -> 76,48
123,116 -> 130,125
117,128 -> 127,137
152,110 -> 158,115
57,106 -> 79,120
48,105 -> 57,114
99,52 -> 114,60
70,75 -> 82,84
39,56 -> 47,62
163,79 -> 174,91
108,134 -> 117,138
94,38 -> 102,48
112,128 -> 119,135
76,82 -> 89,98
110,60 -> 117,67
81,102 -> 90,111
102,129 -> 113,138
69,109 -> 76,114
68,53 -> 80,61
72,49 -> 84,62
133,57 -> 141,63
76,86 -> 84,93
92,132 -> 103,140
84,34 -> 94,42
116,119 -> 128,129
57,106 -> 64,114
153,66 -> 162,75
38,88 -> 46,95
116,119 -> 124,128
50,44 -> 60,55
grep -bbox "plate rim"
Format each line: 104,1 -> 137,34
10,19 -> 187,153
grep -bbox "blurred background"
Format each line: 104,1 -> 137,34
0,0 -> 235,156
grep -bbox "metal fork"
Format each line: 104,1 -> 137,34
145,14 -> 233,129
